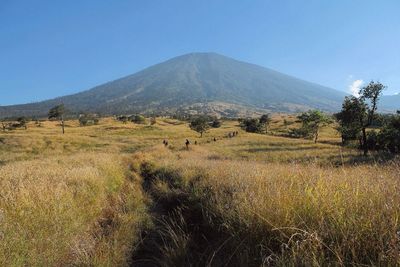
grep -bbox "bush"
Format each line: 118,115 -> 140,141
116,115 -> 129,124
130,115 -> 146,124
288,127 -> 311,138
210,119 -> 222,128
79,114 -> 99,126
366,130 -> 378,150
377,114 -> 400,153
240,118 -> 264,133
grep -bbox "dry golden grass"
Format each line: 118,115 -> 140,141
0,116 -> 398,266
0,151 -> 148,266
137,146 -> 400,265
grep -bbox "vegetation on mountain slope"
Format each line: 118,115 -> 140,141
0,53 -> 349,117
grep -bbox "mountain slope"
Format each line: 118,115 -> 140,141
381,94 -> 400,111
1,53 -> 350,117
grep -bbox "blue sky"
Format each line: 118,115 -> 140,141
1,0 -> 399,105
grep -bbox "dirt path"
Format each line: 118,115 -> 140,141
130,161 -> 232,267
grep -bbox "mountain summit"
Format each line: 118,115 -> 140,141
1,53 -> 350,117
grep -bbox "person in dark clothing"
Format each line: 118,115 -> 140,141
213,137 -> 217,142
185,139 -> 190,150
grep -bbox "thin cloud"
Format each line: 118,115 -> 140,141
349,79 -> 364,97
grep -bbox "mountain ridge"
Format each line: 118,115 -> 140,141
0,52 -> 398,118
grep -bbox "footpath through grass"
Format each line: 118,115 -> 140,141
131,145 -> 400,266
0,117 -> 399,266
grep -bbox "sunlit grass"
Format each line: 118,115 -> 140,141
137,146 -> 400,265
0,115 -> 398,265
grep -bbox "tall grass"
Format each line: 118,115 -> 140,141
0,153 -> 148,266
136,146 -> 400,265
1,116 -> 399,265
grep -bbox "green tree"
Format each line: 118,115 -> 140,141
358,81 -> 385,155
296,110 -> 332,143
335,81 -> 385,154
378,111 -> 400,153
17,117 -> 27,130
189,116 -> 210,137
259,114 -> 272,133
240,118 -> 264,133
48,104 -> 66,134
334,96 -> 365,144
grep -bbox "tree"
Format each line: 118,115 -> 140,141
259,114 -> 272,133
296,110 -> 332,143
378,112 -> 400,153
48,104 -> 65,134
334,96 -> 365,144
189,116 -> 210,137
240,118 -> 264,133
17,117 -> 27,129
358,81 -> 385,155
335,81 -> 385,154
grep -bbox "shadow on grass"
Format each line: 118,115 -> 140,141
327,152 -> 398,167
243,146 -> 333,153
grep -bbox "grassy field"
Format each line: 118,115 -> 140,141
0,116 -> 399,266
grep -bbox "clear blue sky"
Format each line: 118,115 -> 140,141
1,0 -> 399,105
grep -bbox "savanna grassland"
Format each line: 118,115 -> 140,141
0,116 -> 399,266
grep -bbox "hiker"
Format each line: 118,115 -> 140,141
195,140 -> 197,145
213,137 -> 216,142
185,139 -> 190,150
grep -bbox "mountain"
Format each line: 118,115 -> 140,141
0,52 -> 369,118
381,94 -> 400,112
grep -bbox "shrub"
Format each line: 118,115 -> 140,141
79,114 -> 99,126
240,118 -> 264,133
210,119 -> 222,128
130,115 -> 146,124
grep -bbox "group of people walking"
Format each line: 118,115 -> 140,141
162,130 -> 239,150
228,131 -> 239,138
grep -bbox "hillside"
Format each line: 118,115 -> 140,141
381,94 -> 400,111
